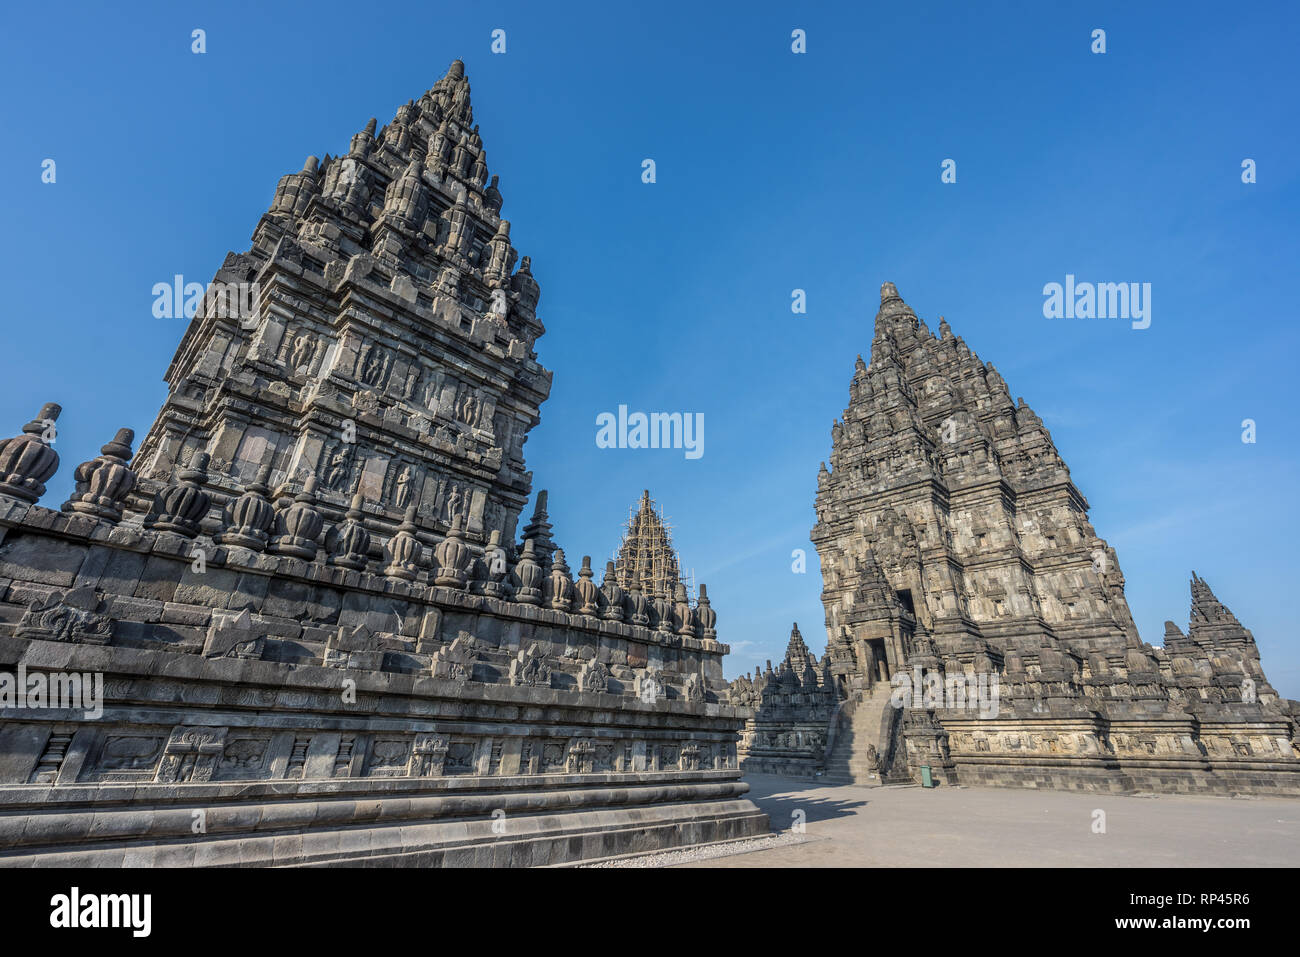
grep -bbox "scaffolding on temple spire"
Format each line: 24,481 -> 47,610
613,489 -> 693,600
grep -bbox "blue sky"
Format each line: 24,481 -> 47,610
2,1 -> 1297,696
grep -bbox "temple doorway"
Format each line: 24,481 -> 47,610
867,638 -> 890,683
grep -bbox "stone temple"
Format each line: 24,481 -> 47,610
0,60 -> 766,865
734,283 -> 1300,794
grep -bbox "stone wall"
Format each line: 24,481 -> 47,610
0,488 -> 766,865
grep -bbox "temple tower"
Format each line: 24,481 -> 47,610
614,490 -> 686,599
812,282 -> 1141,688
0,60 -> 763,864
1164,572 -> 1278,703
132,60 -> 548,551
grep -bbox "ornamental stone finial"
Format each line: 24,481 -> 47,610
349,119 -> 376,158
674,582 -> 695,638
521,489 -> 554,568
148,450 -> 212,538
548,548 -> 573,612
510,256 -> 540,313
512,538 -> 543,604
574,555 -> 600,616
216,464 -> 275,550
62,428 -> 136,522
470,148 -> 489,188
626,577 -> 649,627
0,403 -> 62,504
271,157 -> 321,218
653,586 -> 674,636
434,515 -> 470,588
484,174 -> 503,213
480,528 -> 510,598
600,560 -> 625,621
696,583 -> 717,640
327,492 -> 371,570
384,504 -> 423,581
269,475 -> 325,560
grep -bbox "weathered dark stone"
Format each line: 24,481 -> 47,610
0,60 -> 765,866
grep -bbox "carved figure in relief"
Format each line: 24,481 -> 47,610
359,345 -> 386,387
443,484 -> 462,524
321,443 -> 353,492
458,388 -> 479,426
394,465 -> 413,509
289,334 -> 313,372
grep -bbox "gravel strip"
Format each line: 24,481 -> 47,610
581,831 -> 808,868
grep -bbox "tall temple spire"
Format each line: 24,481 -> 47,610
129,59 -> 551,555
814,281 -> 1137,683
521,489 -> 555,570
784,622 -> 816,679
873,280 -> 920,343
614,490 -> 685,598
1189,570 -> 1239,625
744,282 -> 1295,788
1186,572 -> 1255,651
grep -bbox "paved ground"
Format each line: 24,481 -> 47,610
680,774 -> 1300,867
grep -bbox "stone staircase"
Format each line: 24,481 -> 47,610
819,683 -> 898,786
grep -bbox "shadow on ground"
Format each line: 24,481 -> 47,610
741,773 -> 869,827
